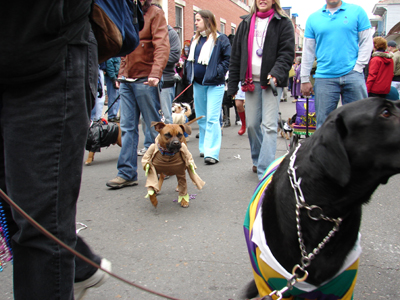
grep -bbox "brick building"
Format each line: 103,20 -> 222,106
152,0 -> 254,45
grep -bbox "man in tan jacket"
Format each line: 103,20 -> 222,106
107,0 -> 170,189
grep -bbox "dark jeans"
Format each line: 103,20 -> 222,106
0,32 -> 100,299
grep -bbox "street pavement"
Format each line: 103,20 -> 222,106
1,97 -> 399,299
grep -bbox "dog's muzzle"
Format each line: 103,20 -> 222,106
166,140 -> 181,154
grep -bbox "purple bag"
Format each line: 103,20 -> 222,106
295,98 -> 316,127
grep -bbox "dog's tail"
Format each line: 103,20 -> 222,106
241,279 -> 258,299
185,115 -> 205,126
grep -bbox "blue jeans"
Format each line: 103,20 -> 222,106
117,79 -> 161,181
314,70 -> 367,129
160,85 -> 175,124
0,34 -> 100,299
91,69 -> 105,121
193,82 -> 225,161
245,82 -> 282,180
104,75 -> 120,119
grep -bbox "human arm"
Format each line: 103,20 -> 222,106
216,34 -> 232,84
300,37 -> 316,96
148,8 -> 170,80
227,21 -> 245,96
354,28 -> 373,73
300,38 -> 316,83
269,17 -> 295,86
168,27 -> 181,66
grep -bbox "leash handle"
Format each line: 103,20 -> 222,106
269,78 -> 278,97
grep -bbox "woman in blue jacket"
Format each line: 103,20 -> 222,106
185,10 -> 231,164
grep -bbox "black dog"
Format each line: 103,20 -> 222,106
245,98 -> 400,299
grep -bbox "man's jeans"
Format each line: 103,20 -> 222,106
160,85 -> 175,124
245,82 -> 282,180
117,79 -> 161,181
105,75 -> 120,119
314,70 -> 367,129
193,82 -> 225,161
91,70 -> 105,121
0,37 -> 100,299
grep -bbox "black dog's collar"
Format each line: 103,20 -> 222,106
157,143 -> 178,156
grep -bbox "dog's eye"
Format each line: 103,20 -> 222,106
164,133 -> 172,138
177,133 -> 183,139
381,109 -> 391,118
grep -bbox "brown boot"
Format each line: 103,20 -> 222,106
238,111 -> 246,135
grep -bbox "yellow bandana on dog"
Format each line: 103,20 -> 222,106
244,156 -> 361,299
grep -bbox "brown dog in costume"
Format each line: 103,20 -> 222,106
141,120 -> 205,208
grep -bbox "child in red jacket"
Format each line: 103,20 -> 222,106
367,37 -> 394,98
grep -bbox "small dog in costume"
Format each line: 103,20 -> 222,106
141,121 -> 205,208
244,98 -> 400,299
172,102 -> 192,140
172,102 -> 192,124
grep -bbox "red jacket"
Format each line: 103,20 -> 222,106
367,51 -> 394,94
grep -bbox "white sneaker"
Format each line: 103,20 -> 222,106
137,147 -> 147,156
74,258 -> 112,300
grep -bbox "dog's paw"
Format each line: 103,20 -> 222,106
180,199 -> 189,208
149,194 -> 158,208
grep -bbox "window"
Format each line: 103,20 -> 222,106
175,5 -> 183,44
220,22 -> 225,34
231,27 -> 235,35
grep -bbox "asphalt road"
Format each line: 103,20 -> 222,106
1,97 -> 399,299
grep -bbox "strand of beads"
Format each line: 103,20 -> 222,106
0,202 -> 13,271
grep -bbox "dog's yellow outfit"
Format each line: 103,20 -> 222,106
244,156 -> 361,300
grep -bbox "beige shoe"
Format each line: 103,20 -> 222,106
106,176 -> 138,189
74,258 -> 112,300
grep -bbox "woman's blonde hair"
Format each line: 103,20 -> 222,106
250,0 -> 287,18
194,10 -> 218,42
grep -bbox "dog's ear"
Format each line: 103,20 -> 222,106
151,121 -> 165,132
179,124 -> 192,135
310,113 -> 351,187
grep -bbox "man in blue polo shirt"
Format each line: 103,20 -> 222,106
301,0 -> 373,128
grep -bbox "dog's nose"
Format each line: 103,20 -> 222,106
172,140 -> 180,146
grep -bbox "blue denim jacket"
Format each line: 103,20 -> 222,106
185,33 -> 231,86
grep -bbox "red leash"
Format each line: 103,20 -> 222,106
174,83 -> 192,102
0,189 -> 183,300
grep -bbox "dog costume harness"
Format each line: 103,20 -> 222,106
244,152 -> 361,300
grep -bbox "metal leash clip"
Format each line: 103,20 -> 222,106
264,274 -> 298,300
158,110 -> 165,123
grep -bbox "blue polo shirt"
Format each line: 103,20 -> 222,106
304,1 -> 371,78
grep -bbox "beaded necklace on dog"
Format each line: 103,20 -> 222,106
0,202 -> 13,271
266,143 -> 343,300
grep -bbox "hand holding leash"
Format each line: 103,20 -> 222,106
301,82 -> 313,97
268,76 -> 278,97
144,77 -> 159,87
